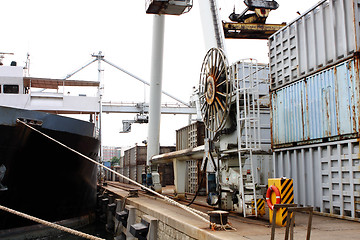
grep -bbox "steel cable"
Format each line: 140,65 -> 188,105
17,119 -> 210,224
0,205 -> 104,240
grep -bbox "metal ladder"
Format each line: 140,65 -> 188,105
232,59 -> 261,217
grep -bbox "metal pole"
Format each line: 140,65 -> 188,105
101,58 -> 190,107
97,52 -> 104,165
63,59 -> 97,80
147,15 -> 165,167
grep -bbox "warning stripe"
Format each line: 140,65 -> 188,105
280,179 -> 294,226
281,178 -> 286,185
284,194 -> 294,203
282,183 -> 294,203
257,199 -> 265,210
281,182 -> 292,197
281,179 -> 291,193
251,199 -> 265,209
282,208 -> 288,218
282,210 -> 288,226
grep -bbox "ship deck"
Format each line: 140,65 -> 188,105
100,181 -> 360,240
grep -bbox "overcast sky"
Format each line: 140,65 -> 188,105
1,0 -> 318,149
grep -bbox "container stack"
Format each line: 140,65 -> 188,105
118,145 -> 175,185
176,121 -> 205,194
269,0 -> 360,220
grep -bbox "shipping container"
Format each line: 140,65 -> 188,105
269,0 -> 360,90
119,156 -> 124,168
159,146 -> 176,155
124,145 -> 175,166
130,166 -> 137,182
124,148 -> 130,166
185,160 -> 198,194
123,166 -> 129,184
176,122 -> 205,193
271,57 -> 360,148
273,139 -> 360,221
158,163 -> 174,186
118,168 -> 124,183
176,121 -> 205,151
137,165 -> 146,183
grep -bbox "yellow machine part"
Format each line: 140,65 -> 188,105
268,178 -> 294,227
252,198 -> 266,216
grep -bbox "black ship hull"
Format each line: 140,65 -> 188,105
0,106 -> 100,231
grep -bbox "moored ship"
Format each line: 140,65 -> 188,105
0,57 -> 101,233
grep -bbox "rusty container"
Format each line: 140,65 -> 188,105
271,57 -> 360,148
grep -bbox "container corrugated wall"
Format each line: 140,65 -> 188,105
269,0 -> 360,90
118,168 -> 124,183
137,165 -> 145,183
273,139 -> 360,220
122,166 -> 129,184
176,121 -> 204,151
176,121 -> 205,194
124,145 -> 175,167
130,166 -> 137,182
119,146 -> 175,184
271,57 -> 360,147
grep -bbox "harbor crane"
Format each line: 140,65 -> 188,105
147,0 -> 284,216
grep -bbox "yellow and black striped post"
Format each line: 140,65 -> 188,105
252,198 -> 266,216
268,178 -> 294,226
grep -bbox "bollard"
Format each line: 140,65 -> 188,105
130,219 -> 149,240
143,215 -> 158,240
125,205 -> 136,240
100,198 -> 109,223
106,203 -> 116,231
114,199 -> 124,237
129,215 -> 158,240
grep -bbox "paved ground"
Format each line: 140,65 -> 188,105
105,183 -> 360,240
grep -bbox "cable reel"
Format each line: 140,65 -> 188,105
199,48 -> 232,133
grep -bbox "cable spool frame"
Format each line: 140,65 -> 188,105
199,48 -> 232,133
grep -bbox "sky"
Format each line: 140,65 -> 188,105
1,0 -> 318,150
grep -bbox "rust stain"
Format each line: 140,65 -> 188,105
324,88 -> 330,137
270,92 -> 275,147
334,66 -> 341,136
354,57 -> 360,133
304,80 -> 309,140
347,60 -> 357,133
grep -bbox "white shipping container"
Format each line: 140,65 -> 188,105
269,0 -> 360,90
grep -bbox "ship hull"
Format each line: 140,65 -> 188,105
0,106 -> 100,230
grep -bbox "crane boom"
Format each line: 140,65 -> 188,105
198,0 -> 226,52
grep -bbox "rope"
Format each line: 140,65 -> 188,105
0,205 -> 104,240
17,119 -> 210,224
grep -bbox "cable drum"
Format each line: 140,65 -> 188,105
199,48 -> 232,133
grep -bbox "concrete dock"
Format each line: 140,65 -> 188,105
100,182 -> 360,240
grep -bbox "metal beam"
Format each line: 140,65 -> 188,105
223,22 -> 286,39
102,102 -> 196,114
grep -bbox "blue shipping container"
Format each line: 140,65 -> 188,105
271,58 -> 360,147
